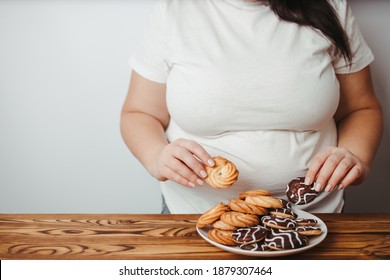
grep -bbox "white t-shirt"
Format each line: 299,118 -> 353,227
129,0 -> 374,213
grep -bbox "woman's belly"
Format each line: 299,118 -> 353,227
166,118 -> 337,197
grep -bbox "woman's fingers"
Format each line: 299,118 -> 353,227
174,138 -> 215,167
338,164 -> 365,190
159,149 -> 203,188
171,145 -> 208,180
167,157 -> 204,187
325,158 -> 354,191
305,147 -> 332,187
153,138 -> 215,188
161,165 -> 194,188
314,152 -> 345,192
305,147 -> 368,193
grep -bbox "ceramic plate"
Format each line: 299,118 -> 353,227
197,209 -> 327,257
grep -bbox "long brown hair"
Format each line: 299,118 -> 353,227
262,0 -> 352,62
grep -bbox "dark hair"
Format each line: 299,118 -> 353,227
261,0 -> 352,62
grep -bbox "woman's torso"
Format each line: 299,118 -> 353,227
160,0 -> 343,213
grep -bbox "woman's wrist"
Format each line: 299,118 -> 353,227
143,142 -> 168,180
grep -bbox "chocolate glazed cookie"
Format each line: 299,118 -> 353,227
286,177 -> 319,205
232,225 -> 269,244
295,218 -> 318,226
269,208 -> 298,219
262,215 -> 297,230
265,229 -> 308,250
295,226 -> 322,236
240,242 -> 271,252
279,199 -> 292,209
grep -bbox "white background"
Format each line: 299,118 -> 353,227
2,260 -> 389,280
0,0 -> 389,214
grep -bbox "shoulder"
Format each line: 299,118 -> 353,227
147,0 -> 191,29
157,0 -> 203,12
327,0 -> 348,11
153,0 -> 208,26
327,0 -> 357,31
327,0 -> 349,19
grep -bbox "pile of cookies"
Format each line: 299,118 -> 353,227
197,190 -> 322,251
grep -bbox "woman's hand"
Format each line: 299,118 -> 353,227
305,146 -> 369,192
149,138 -> 215,188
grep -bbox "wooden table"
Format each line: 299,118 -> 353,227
0,213 -> 389,260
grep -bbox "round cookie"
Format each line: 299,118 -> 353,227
269,208 -> 298,219
208,228 -> 237,246
205,156 -> 239,189
286,177 -> 319,205
232,225 -> 268,244
295,226 -> 322,236
261,215 -> 297,230
245,195 -> 283,208
240,242 -> 271,252
212,219 -> 237,231
228,199 -> 268,215
220,211 -> 259,228
238,189 -> 271,200
265,229 -> 308,250
197,203 -> 229,228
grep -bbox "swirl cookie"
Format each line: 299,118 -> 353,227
228,199 -> 268,215
269,208 -> 298,219
261,215 -> 297,230
208,228 -> 237,246
205,156 -> 239,189
245,195 -> 283,208
238,189 -> 271,200
232,225 -> 268,244
295,226 -> 322,236
196,203 -> 229,228
220,212 -> 259,228
211,220 -> 237,231
265,229 -> 308,250
286,177 -> 319,205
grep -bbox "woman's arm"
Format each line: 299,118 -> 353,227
120,71 -> 214,188
305,66 -> 383,192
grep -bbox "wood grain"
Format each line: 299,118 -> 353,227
0,213 -> 389,260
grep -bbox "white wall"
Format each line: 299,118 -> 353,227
342,0 -> 390,213
0,0 -> 162,213
0,0 -> 389,214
